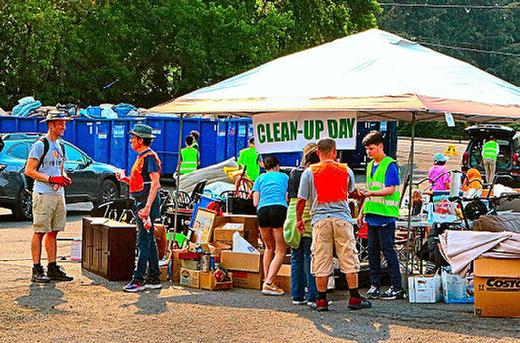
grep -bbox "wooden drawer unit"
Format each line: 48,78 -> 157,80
82,218 -> 136,281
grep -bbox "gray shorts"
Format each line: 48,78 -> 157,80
32,193 -> 66,233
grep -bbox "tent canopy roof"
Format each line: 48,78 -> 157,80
150,29 -> 520,122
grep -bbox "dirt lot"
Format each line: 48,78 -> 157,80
1,138 -> 519,342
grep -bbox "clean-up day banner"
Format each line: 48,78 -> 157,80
253,112 -> 357,153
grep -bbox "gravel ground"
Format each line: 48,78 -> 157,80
1,138 -> 519,342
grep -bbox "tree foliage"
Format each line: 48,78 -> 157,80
378,0 -> 520,93
0,0 -> 379,109
378,0 -> 520,139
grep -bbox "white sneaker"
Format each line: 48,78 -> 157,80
292,299 -> 307,305
308,300 -> 332,308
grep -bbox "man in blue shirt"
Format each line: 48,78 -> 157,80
25,112 -> 74,283
357,131 -> 403,300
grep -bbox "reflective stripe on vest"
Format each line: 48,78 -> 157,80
310,161 -> 349,203
180,147 -> 198,175
129,150 -> 162,193
363,156 -> 400,218
482,141 -> 499,160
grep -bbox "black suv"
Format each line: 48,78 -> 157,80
462,124 -> 520,186
0,133 -> 127,220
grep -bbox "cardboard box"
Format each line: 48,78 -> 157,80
408,274 -> 442,303
159,264 -> 169,282
213,215 -> 259,247
275,264 -> 291,293
181,259 -> 200,271
200,271 -> 233,291
171,249 -> 184,282
232,271 -> 263,290
474,257 -> 520,318
200,242 -> 231,257
180,268 -> 201,289
221,251 -> 262,272
213,224 -> 244,245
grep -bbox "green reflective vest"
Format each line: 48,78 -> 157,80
363,156 -> 400,218
237,146 -> 260,181
482,140 -> 499,160
179,147 -> 198,175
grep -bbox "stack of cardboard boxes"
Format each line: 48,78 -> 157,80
168,212 -> 294,293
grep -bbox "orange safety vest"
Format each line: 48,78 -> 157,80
129,150 -> 162,193
310,161 -> 349,203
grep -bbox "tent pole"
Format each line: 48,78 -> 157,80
173,113 -> 184,241
405,112 -> 417,288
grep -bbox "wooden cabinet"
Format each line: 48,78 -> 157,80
82,217 -> 136,281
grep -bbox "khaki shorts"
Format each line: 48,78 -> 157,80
311,218 -> 360,277
32,193 -> 66,233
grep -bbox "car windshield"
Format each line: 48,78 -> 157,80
469,138 -> 512,170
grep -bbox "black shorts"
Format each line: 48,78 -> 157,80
257,205 -> 287,228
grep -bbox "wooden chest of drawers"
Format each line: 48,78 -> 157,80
82,217 -> 136,281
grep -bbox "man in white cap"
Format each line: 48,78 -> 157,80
25,112 -> 74,283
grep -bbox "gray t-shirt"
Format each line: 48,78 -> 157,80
28,137 -> 66,195
298,165 -> 356,225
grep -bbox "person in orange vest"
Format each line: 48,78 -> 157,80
296,138 -> 371,311
117,124 -> 162,292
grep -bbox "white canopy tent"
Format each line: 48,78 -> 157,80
151,29 -> 520,123
150,29 -> 520,277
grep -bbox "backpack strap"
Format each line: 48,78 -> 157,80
36,137 -> 50,172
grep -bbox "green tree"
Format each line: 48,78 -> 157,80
0,0 -> 381,109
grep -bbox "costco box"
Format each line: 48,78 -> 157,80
221,251 -> 262,272
408,274 -> 442,303
474,257 -> 520,318
213,215 -> 259,247
180,268 -> 201,289
200,271 -> 233,291
232,271 -> 263,290
275,264 -> 291,293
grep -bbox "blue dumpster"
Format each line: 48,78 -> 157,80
145,116 -> 252,175
145,116 -> 219,175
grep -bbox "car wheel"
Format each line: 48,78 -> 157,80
13,189 -> 33,221
93,179 -> 119,208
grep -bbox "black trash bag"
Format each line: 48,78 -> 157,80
220,190 -> 256,215
417,222 -> 455,267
